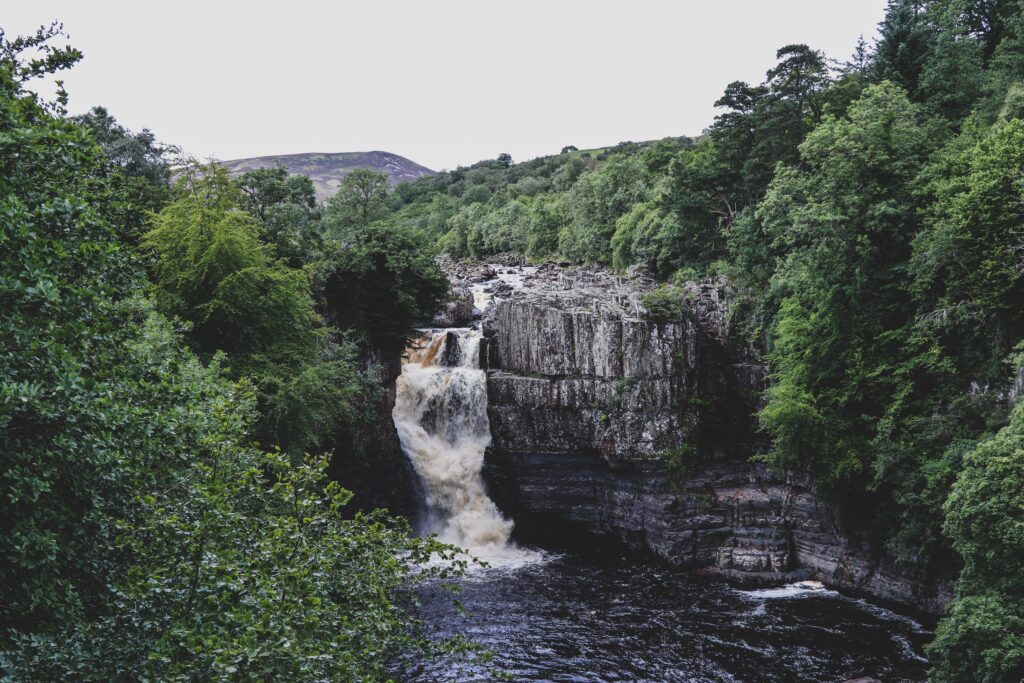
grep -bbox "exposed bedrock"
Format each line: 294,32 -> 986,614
431,285 -> 474,327
477,263 -> 953,614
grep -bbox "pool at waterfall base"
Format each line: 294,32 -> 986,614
398,549 -> 930,682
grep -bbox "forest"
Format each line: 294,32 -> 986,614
2,0 -> 1024,680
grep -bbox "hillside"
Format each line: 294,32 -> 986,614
218,151 -> 435,201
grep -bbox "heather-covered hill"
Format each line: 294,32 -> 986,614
219,150 -> 435,201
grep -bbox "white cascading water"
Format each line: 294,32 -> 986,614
393,328 -> 537,567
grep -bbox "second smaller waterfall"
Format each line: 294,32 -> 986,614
393,329 -> 537,566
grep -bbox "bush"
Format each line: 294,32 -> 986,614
641,284 -> 686,325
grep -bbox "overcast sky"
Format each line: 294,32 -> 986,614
8,1 -> 888,171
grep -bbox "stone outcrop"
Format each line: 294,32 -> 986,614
431,285 -> 474,327
477,263 -> 953,615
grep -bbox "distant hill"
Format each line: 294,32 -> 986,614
218,151 -> 436,202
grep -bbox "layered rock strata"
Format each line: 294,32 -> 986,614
474,263 -> 952,614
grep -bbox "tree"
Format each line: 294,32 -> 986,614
235,164 -> 316,221
765,44 -> 831,120
143,163 -> 319,372
234,165 -> 322,265
315,223 -> 448,356
873,0 -> 935,96
438,202 -> 487,258
758,83 -> 931,507
1,22 -> 138,635
560,154 -> 649,264
526,192 -> 568,259
927,400 -> 1024,682
324,168 -> 391,230
694,44 -> 833,257
1,28 -> 475,678
911,118 -> 1024,387
73,106 -> 174,238
468,200 -> 531,256
846,35 -> 873,74
561,145 -> 578,154
497,152 -> 513,168
745,44 -> 831,196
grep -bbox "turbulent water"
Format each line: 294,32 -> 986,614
400,551 -> 931,682
393,328 -> 537,565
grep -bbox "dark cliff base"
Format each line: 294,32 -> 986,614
484,446 -> 954,617
329,354 -> 420,518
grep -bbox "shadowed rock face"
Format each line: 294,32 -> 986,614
328,349 -> 420,518
472,263 -> 953,615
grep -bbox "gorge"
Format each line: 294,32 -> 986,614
391,261 -> 945,680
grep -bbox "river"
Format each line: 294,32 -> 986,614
400,549 -> 930,682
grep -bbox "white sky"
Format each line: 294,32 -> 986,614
6,1 -> 888,171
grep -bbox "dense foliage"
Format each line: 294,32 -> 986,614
0,24 -> 460,681
927,400 -> 1024,681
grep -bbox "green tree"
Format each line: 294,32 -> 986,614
234,165 -> 322,266
438,202 -> 487,258
927,400 -> 1024,682
325,168 -> 391,230
759,83 -> 931,503
73,106 -> 174,238
143,163 -> 319,372
235,164 -> 316,221
315,223 -> 448,356
1,22 -> 137,635
469,200 -> 531,256
1,28 -> 475,679
526,192 -> 568,259
873,0 -> 935,96
912,118 -> 1024,379
917,11 -> 985,120
560,154 -> 649,264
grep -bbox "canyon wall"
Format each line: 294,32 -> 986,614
474,264 -> 953,615
328,350 -> 421,518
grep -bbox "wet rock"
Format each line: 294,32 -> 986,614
470,266 -> 497,283
492,281 -> 514,296
431,286 -> 474,327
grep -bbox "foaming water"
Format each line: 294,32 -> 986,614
469,264 -> 537,314
738,580 -> 835,600
393,328 -> 539,567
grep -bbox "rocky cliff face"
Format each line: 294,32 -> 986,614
469,263 -> 953,615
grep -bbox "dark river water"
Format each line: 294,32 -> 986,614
399,550 -> 931,683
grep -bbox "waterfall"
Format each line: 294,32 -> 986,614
393,328 -> 536,566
